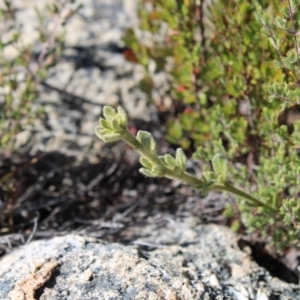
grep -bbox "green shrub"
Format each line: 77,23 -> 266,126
117,0 -> 300,250
123,0 -> 282,154
0,0 -> 81,149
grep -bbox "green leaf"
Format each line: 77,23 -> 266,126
97,128 -> 111,137
136,131 -> 156,150
175,148 -> 187,171
111,119 -> 123,132
141,136 -> 152,150
136,130 -> 151,143
167,120 -> 183,140
99,118 -> 111,130
103,106 -> 117,121
164,154 -> 176,168
101,133 -> 122,143
117,107 -> 128,125
212,153 -> 228,182
140,156 -> 154,169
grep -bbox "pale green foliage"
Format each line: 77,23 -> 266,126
95,106 -> 128,142
211,153 -> 228,183
96,106 -> 193,180
136,131 -> 156,152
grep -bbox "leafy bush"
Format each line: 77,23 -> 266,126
117,0 -> 300,250
123,0 -> 281,153
0,0 -> 81,149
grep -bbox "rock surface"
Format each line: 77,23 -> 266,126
9,0 -> 152,161
0,218 -> 298,300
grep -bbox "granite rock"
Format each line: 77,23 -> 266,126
0,218 -> 298,300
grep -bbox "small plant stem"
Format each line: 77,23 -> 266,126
207,182 -> 278,214
121,129 -> 277,214
168,171 -> 206,190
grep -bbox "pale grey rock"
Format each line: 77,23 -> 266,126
0,218 -> 298,300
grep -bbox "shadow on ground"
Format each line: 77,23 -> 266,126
1,144 -> 300,283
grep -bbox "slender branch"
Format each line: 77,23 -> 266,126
271,91 -> 295,104
209,183 -> 277,214
263,22 -> 283,57
122,129 -> 276,214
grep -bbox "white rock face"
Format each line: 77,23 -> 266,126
0,219 -> 298,299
